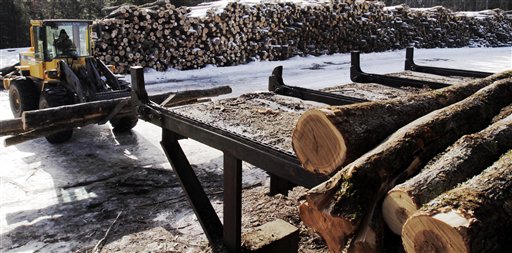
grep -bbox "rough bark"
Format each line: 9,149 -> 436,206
4,112 -> 133,147
492,103 -> 512,123
20,86 -> 232,131
300,77 -> 512,252
157,85 -> 231,107
22,98 -> 135,131
1,86 -> 232,145
292,70 -> 512,175
402,150 -> 512,253
383,114 -> 512,234
0,118 -> 23,136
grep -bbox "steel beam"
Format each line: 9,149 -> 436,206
405,47 -> 493,78
160,129 -> 223,244
223,152 -> 242,252
351,51 -> 450,89
269,66 -> 367,105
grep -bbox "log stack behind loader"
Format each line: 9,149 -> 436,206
294,70 -> 512,252
94,0 -> 512,73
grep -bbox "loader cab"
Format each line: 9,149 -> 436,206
41,20 -> 92,60
21,20 -> 93,80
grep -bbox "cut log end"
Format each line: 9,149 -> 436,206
299,201 -> 355,253
292,109 -> 346,175
402,212 -> 468,253
382,189 -> 418,235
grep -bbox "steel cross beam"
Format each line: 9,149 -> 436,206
405,47 -> 493,78
350,51 -> 450,89
268,66 -> 367,105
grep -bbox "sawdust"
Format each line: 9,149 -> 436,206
170,92 -> 326,153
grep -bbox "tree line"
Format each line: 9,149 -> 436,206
1,0 -> 510,49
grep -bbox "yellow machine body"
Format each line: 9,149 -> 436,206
3,19 -> 93,90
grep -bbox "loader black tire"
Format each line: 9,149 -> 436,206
110,116 -> 138,132
9,79 -> 39,117
39,87 -> 74,144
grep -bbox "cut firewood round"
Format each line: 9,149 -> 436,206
402,150 -> 512,253
382,190 -> 417,235
292,109 -> 346,175
300,77 -> 512,252
402,211 -> 468,253
383,114 -> 512,235
292,71 -> 512,176
299,202 -> 355,253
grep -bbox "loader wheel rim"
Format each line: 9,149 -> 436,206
11,89 -> 21,115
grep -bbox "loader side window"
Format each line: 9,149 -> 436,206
33,27 -> 44,60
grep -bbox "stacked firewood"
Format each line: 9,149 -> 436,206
92,0 -> 512,73
294,70 -> 512,252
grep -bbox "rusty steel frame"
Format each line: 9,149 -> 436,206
405,47 -> 493,78
350,51 -> 451,89
130,66 -> 326,252
268,66 -> 367,105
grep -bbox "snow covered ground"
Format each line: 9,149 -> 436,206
0,46 -> 510,252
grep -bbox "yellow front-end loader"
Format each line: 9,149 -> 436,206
3,20 -> 137,143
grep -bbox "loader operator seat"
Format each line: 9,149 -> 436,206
54,29 -> 77,57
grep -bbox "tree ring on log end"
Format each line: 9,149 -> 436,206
403,212 -> 468,253
292,109 -> 346,175
382,189 -> 418,235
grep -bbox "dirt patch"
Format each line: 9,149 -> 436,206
170,92 -> 326,154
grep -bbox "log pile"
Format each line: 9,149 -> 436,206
92,0 -> 512,73
295,71 -> 512,252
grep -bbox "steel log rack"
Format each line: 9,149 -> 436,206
130,48 -> 493,252
130,66 -> 328,252
405,47 -> 493,78
268,66 -> 369,105
350,51 -> 452,89
270,48 -> 490,107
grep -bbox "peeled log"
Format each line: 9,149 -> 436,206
402,150 -> 512,253
300,78 -> 512,252
383,114 -> 512,235
292,70 -> 512,175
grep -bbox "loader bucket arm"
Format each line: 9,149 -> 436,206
96,59 -> 121,90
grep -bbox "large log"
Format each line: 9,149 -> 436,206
300,77 -> 512,252
382,114 -> 512,235
4,112 -> 134,147
402,150 -> 512,253
292,70 -> 512,175
21,98 -> 134,131
1,86 -> 232,146
0,118 -> 23,136
20,86 -> 232,131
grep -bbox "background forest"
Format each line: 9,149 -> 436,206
0,0 -> 510,49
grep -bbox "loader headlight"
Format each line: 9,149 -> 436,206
46,69 -> 58,79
